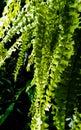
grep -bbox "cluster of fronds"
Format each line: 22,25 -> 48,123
0,0 -> 81,129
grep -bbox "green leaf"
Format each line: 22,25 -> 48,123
0,103 -> 14,126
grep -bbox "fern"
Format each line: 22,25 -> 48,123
0,0 -> 81,129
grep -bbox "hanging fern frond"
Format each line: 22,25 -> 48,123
0,0 -> 81,129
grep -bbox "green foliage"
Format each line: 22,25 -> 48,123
0,103 -> 14,125
71,108 -> 81,130
0,0 -> 81,130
